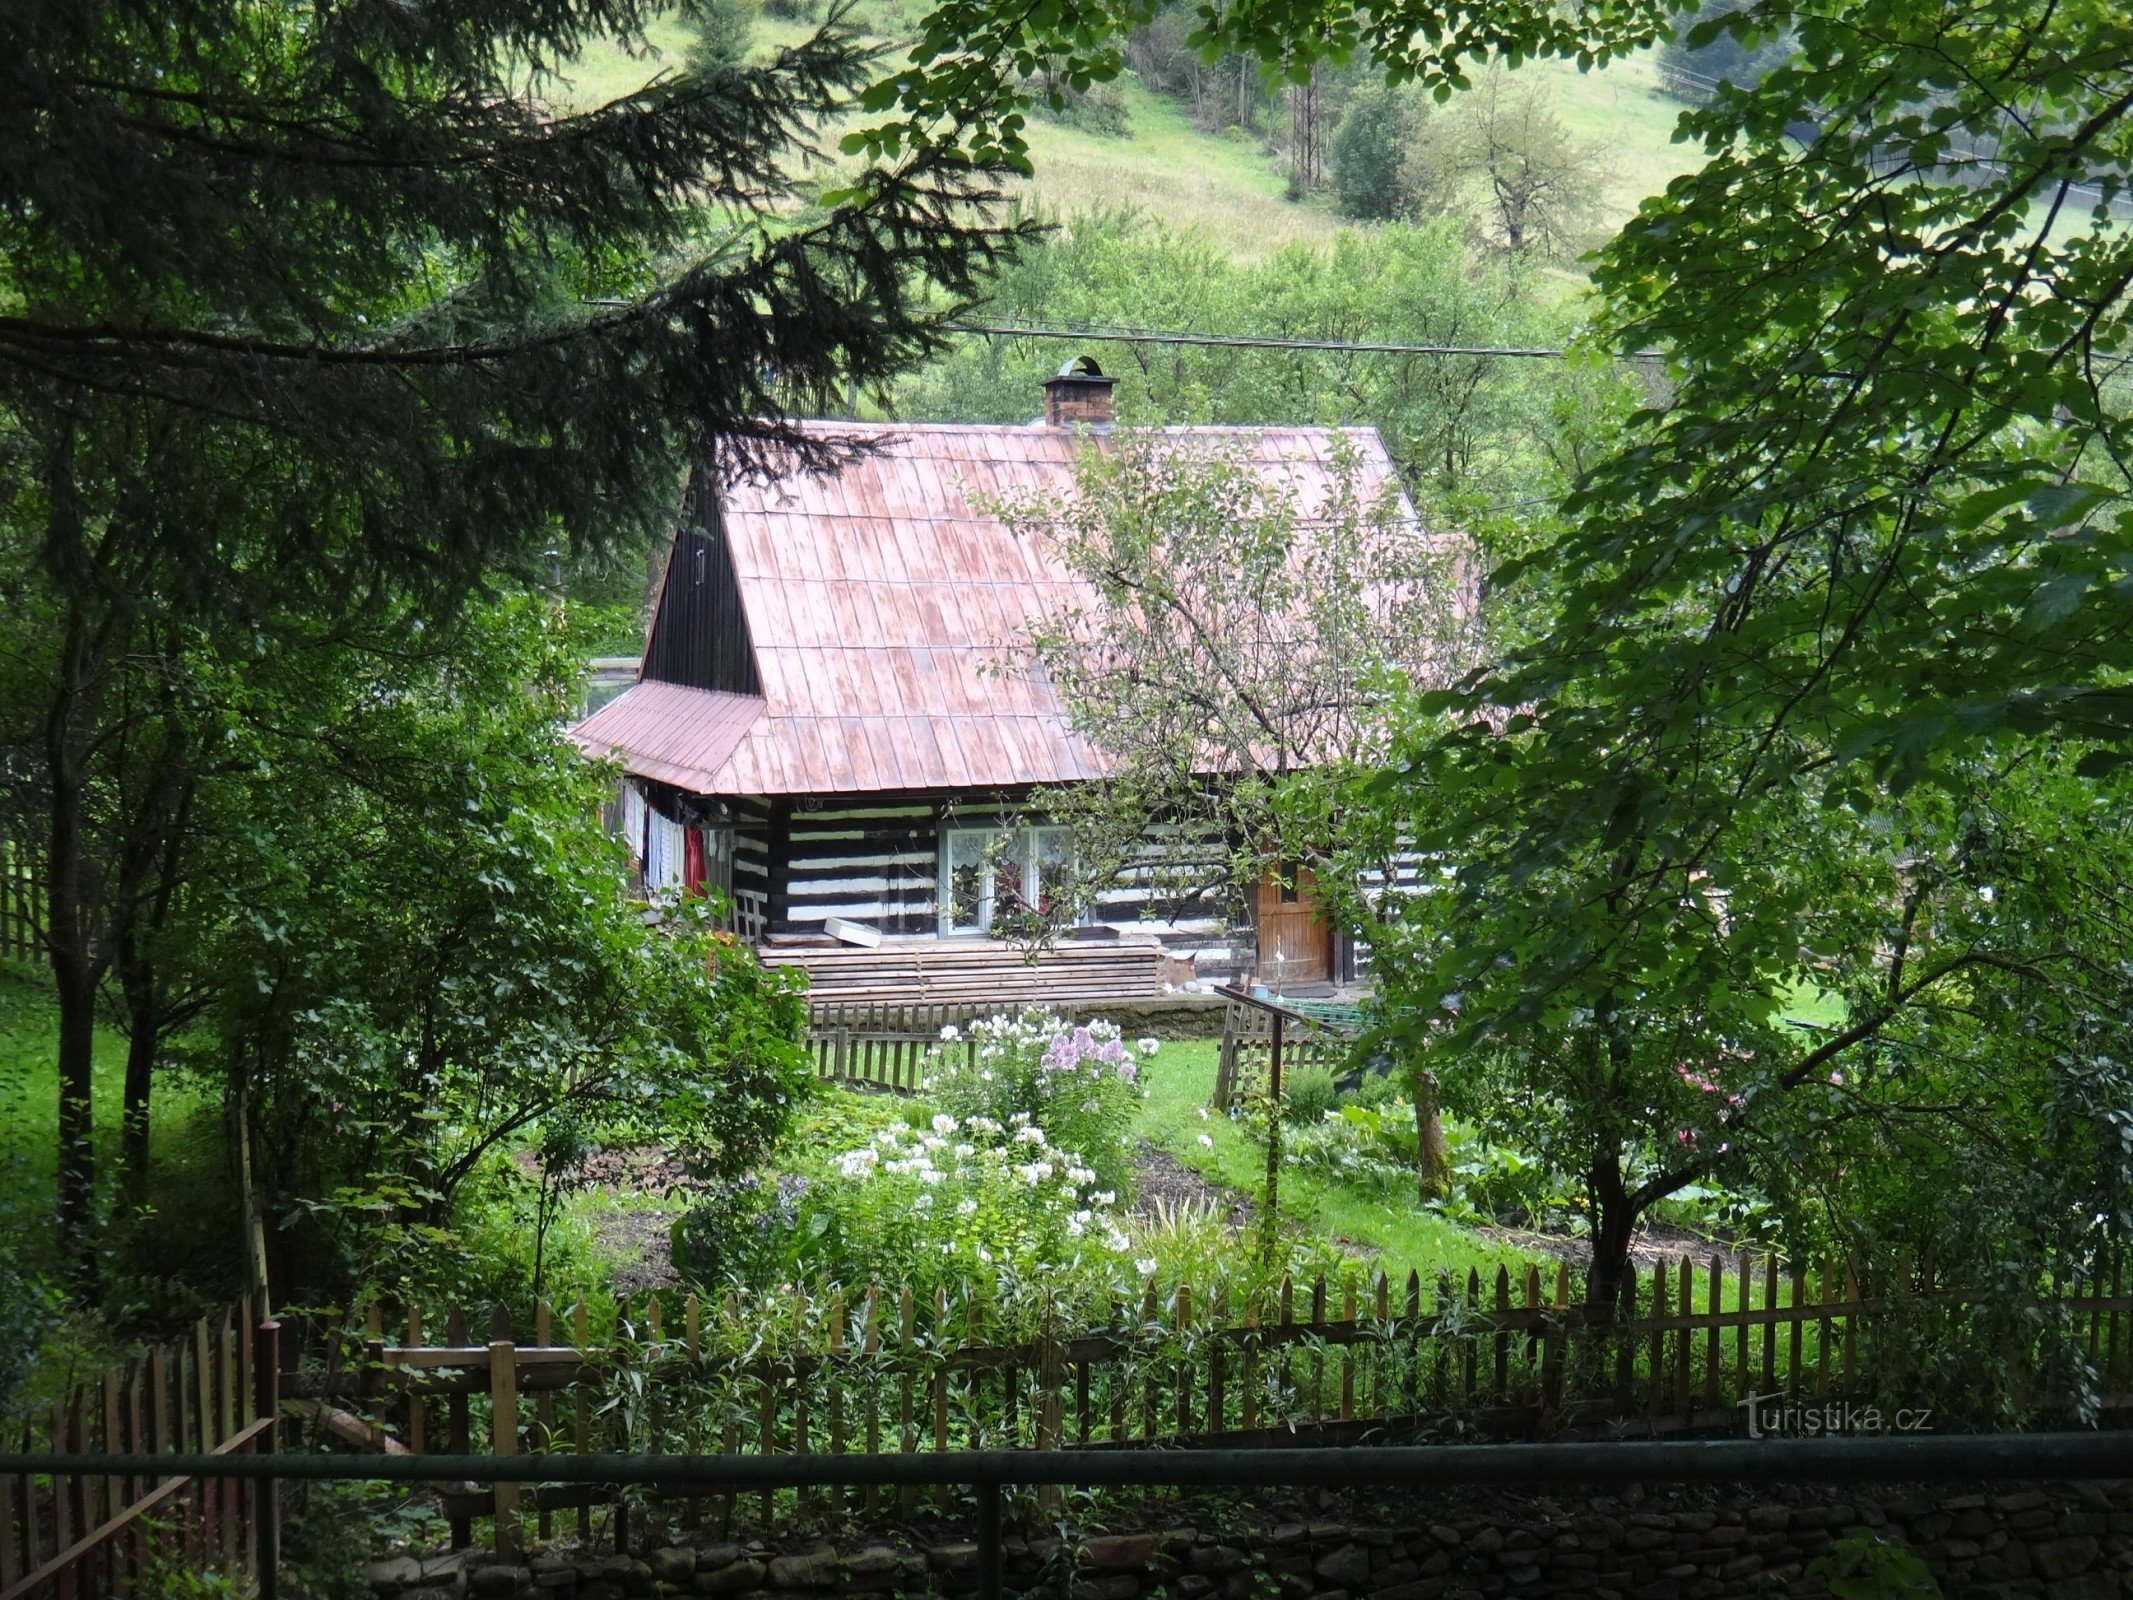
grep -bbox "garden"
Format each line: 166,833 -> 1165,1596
534,1003 -> 1771,1331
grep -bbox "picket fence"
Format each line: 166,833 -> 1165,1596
283,1251 -> 2133,1558
0,1303 -> 277,1600
806,998 -> 1351,1099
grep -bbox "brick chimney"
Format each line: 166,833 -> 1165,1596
1041,356 -> 1116,428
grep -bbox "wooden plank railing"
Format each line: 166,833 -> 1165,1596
1,1305 -> 276,1600
728,888 -> 767,946
302,1252 -> 2133,1556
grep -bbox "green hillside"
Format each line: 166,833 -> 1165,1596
555,5 -> 1702,262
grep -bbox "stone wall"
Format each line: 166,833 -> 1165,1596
362,1479 -> 2133,1600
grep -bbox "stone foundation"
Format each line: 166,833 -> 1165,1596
363,1478 -> 2133,1600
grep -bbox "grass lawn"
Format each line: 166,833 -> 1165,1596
1136,1038 -> 1538,1285
0,959 -> 231,1283
548,4 -> 1704,267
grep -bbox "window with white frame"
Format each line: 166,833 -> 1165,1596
939,825 -> 1077,935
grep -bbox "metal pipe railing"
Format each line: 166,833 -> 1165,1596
8,1435 -> 2133,1599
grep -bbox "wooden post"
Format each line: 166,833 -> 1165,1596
1704,1253 -> 1724,1412
1174,1282 -> 1193,1437
535,1302 -> 554,1542
1646,1262 -> 1666,1422
446,1309 -> 472,1549
490,1313 -> 522,1558
1212,1285 -> 1233,1434
1338,1278 -> 1357,1423
572,1302 -> 592,1542
897,1290 -> 917,1522
1734,1250 -> 1753,1407
193,1319 -> 214,1559
1674,1259 -> 1694,1417
861,1290 -> 882,1519
1036,1296 -> 1063,1511
254,1319 -> 282,1600
827,1292 -> 847,1519
1492,1266 -> 1511,1405
930,1289 -> 950,1512
1260,1013 -> 1286,1267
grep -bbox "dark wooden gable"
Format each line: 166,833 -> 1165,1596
642,475 -> 762,696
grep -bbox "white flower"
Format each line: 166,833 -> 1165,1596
940,1024 -> 962,1041
919,1168 -> 946,1186
1009,1111 -> 1032,1126
1135,1258 -> 1157,1276
957,1197 -> 979,1217
1197,1107 -> 1210,1122
1070,1209 -> 1092,1226
979,1070 -> 995,1083
1015,1126 -> 1047,1146
1197,1134 -> 1215,1149
1094,1190 -> 1116,1207
1065,1216 -> 1086,1237
976,1245 -> 993,1264
954,1143 -> 975,1160
912,1192 -> 934,1212
1066,1164 -> 1094,1185
1015,1162 -> 1049,1187
1138,1038 -> 1160,1055
932,1113 -> 959,1135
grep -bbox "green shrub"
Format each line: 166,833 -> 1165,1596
1342,1066 -> 1404,1111
1280,1065 -> 1342,1126
917,1010 -> 1150,1195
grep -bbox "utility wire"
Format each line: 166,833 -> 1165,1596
944,321 -> 1639,359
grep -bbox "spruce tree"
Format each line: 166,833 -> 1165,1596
0,0 -> 1021,1277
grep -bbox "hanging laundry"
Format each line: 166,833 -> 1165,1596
647,811 -> 687,895
620,783 -> 648,870
683,828 -> 707,895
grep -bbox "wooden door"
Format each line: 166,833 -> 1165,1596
1254,865 -> 1331,987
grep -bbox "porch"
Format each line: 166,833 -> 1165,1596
758,931 -> 1170,1004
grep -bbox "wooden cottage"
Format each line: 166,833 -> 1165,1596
569,367 -> 1418,1003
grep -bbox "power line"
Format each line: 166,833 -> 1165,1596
944,321 -> 1644,359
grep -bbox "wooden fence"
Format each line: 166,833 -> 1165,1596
805,997 -> 1346,1099
0,840 -> 40,965
1211,998 -> 1351,1109
806,1001 -> 1200,1095
0,1304 -> 276,1600
293,1252 -> 2133,1556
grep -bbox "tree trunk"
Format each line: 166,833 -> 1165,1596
119,976 -> 157,1206
1587,1148 -> 1638,1316
52,956 -> 98,1284
1413,1067 -> 1452,1200
44,588 -> 99,1286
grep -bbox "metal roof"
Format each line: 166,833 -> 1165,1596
572,421 -> 1415,798
570,680 -> 765,794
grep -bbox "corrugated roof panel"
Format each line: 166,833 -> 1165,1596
570,420 -> 1424,797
